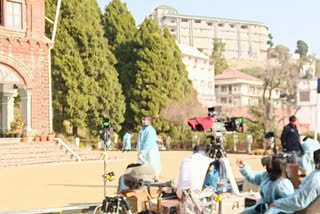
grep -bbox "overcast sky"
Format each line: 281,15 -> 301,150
97,0 -> 320,57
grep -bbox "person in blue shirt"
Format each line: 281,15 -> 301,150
237,156 -> 294,214
122,131 -> 132,152
136,116 -> 161,176
300,137 -> 320,174
267,149 -> 320,214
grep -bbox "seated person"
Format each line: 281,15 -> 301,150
300,137 -> 320,175
237,156 -> 294,214
176,145 -> 213,199
203,159 -> 228,193
267,149 -> 320,214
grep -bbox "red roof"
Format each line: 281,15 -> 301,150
215,70 -> 263,82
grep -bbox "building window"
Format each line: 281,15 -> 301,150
208,81 -> 213,89
218,23 -> 224,27
241,25 -> 248,29
221,86 -> 227,92
250,86 -> 254,93
181,19 -> 188,22
6,1 -> 22,29
221,98 -> 227,103
300,91 -> 310,102
170,28 -> 175,32
207,22 -> 212,26
170,20 -> 175,23
228,98 -> 232,104
200,80 -> 205,88
229,24 -> 235,28
195,20 -> 201,24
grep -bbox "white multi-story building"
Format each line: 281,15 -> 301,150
152,5 -> 268,62
215,70 -> 281,107
178,43 -> 215,107
296,61 -> 319,133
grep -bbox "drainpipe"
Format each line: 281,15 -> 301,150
48,0 -> 62,132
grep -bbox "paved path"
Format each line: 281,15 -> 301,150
0,151 -> 264,212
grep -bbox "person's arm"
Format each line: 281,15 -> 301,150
273,175 -> 320,212
280,126 -> 289,152
238,163 -> 265,186
176,162 -> 185,199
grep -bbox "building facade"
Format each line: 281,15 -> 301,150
0,0 -> 51,135
178,43 -> 215,107
215,70 -> 281,107
152,5 -> 268,61
296,60 -> 319,133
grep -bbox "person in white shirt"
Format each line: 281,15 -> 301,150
176,145 -> 213,199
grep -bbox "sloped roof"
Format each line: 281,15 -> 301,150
215,70 -> 263,82
178,43 -> 209,59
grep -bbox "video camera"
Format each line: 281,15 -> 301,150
188,107 -> 243,133
188,107 -> 243,159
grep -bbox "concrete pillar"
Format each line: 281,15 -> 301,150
18,89 -> 32,132
0,92 -> 16,132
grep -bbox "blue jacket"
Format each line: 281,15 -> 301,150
122,133 -> 132,150
300,138 -> 320,172
136,125 -> 161,175
239,164 -> 294,210
266,169 -> 320,214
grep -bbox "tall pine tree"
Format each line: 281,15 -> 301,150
211,38 -> 229,75
46,0 -> 125,135
130,18 -> 193,132
102,0 -> 138,130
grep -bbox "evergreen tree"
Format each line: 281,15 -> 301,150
102,0 -> 136,49
267,33 -> 274,49
48,0 -> 90,134
102,0 -> 137,130
295,40 -> 309,57
81,0 -> 125,134
211,38 -> 229,75
130,18 -> 193,132
47,0 -> 125,135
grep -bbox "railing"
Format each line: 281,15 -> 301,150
55,138 -> 81,162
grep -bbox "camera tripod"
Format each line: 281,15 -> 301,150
206,134 -> 227,160
204,129 -> 240,195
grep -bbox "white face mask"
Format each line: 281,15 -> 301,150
142,120 -> 148,126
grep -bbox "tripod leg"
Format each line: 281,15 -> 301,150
104,150 -> 108,198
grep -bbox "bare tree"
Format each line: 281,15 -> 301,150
247,45 -> 300,145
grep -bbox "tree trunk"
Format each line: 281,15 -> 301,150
73,126 -> 78,136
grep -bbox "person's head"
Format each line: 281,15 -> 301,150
193,144 -> 206,155
314,149 -> 320,169
142,116 -> 152,126
268,156 -> 288,181
289,115 -> 297,126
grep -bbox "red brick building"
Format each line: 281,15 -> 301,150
0,0 -> 51,135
